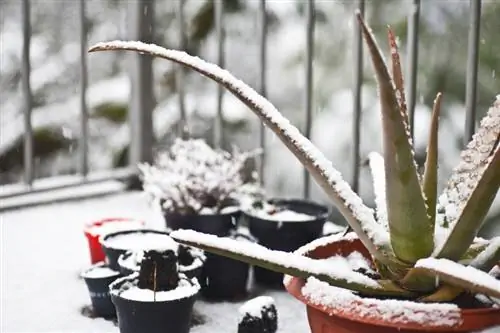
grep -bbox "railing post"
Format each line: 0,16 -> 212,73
406,0 -> 420,140
79,0 -> 89,176
464,0 -> 482,146
303,0 -> 315,199
213,0 -> 225,148
352,0 -> 365,194
258,0 -> 268,185
127,0 -> 155,166
22,0 -> 34,185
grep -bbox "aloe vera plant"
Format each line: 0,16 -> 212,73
89,14 -> 500,303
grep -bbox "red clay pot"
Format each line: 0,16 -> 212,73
285,236 -> 500,333
84,218 -> 144,264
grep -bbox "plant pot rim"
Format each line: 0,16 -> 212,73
84,217 -> 144,236
117,249 -> 205,274
164,206 -> 240,218
284,235 -> 500,332
81,261 -> 121,279
109,273 -> 200,303
243,197 -> 330,222
99,229 -> 176,252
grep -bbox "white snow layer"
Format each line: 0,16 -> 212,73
238,296 -> 275,320
0,192 -> 308,333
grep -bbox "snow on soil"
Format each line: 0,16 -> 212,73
85,220 -> 145,237
0,192 -> 308,333
81,264 -> 121,279
101,231 -> 178,252
112,274 -> 200,302
247,204 -> 316,222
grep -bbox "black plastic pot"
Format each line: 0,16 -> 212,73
164,207 -> 240,237
110,274 -> 199,333
99,229 -> 175,271
81,262 -> 122,318
199,232 -> 255,300
243,198 -> 329,288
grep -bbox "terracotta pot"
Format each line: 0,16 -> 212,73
285,236 -> 500,333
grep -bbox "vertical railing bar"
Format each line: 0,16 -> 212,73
303,0 -> 315,199
177,0 -> 188,139
22,0 -> 34,185
464,0 -> 481,146
127,0 -> 155,166
79,0 -> 89,177
352,0 -> 365,194
214,0 -> 225,148
258,0 -> 268,185
406,0 -> 420,140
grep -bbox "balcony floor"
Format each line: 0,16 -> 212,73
1,191 -> 308,333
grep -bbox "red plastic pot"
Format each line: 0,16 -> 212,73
285,236 -> 500,333
84,218 -> 145,264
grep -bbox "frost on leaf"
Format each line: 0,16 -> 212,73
367,152 -> 388,231
435,99 -> 500,233
139,138 -> 259,214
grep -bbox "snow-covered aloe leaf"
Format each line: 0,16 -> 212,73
435,102 -> 500,261
422,93 -> 442,225
357,14 -> 433,263
367,152 -> 388,230
170,229 -> 414,297
414,258 -> 500,299
88,40 -> 393,265
387,27 -> 409,129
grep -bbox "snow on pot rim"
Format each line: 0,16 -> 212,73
243,198 -> 330,223
80,261 -> 121,279
84,218 -> 145,237
284,235 -> 500,331
117,249 -> 205,275
109,272 -> 200,302
99,229 -> 178,252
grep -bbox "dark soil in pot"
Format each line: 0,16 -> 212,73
81,262 -> 122,318
163,205 -> 240,237
110,250 -> 200,333
199,231 -> 255,300
243,198 -> 329,288
99,229 -> 176,271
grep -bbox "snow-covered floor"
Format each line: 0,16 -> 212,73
1,191 -> 308,333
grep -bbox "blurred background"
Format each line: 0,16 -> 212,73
0,0 -> 498,234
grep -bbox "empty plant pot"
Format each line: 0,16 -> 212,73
164,205 -> 240,237
81,262 -> 122,318
285,236 -> 500,333
243,199 -> 329,288
200,231 -> 255,300
110,253 -> 200,333
99,229 -> 176,271
84,218 -> 145,264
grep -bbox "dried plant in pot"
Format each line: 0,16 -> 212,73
89,13 -> 500,333
243,199 -> 330,288
109,250 -> 200,333
139,138 -> 262,237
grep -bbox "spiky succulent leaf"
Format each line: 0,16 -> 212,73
422,93 -> 442,225
170,229 -> 415,297
435,126 -> 500,261
435,100 -> 500,260
414,258 -> 500,299
88,40 -> 397,266
387,27 -> 409,130
357,13 -> 433,263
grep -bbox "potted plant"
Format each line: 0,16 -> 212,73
83,218 -> 145,264
117,244 -> 206,280
243,198 -> 330,288
109,250 -> 200,333
99,229 -> 177,270
89,13 -> 500,333
139,138 -> 261,237
80,262 -> 122,318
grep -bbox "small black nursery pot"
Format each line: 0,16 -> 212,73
81,262 -> 122,318
110,250 -> 200,333
164,205 -> 240,237
243,198 -> 329,288
199,231 -> 255,300
100,229 -> 177,271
